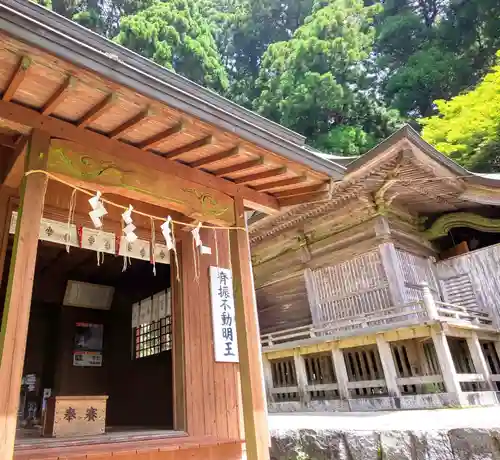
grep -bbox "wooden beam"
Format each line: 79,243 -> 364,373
189,146 -> 239,168
0,133 -> 20,148
108,107 -> 150,139
2,56 -> 31,102
40,76 -> 76,115
0,129 -> 49,460
162,135 -> 212,160
213,157 -> 264,177
253,175 -> 307,192
273,182 -> 328,198
234,166 -> 287,185
76,93 -> 116,128
278,190 -> 328,207
138,121 -> 183,150
230,197 -> 270,460
2,136 -> 28,188
0,100 -> 279,213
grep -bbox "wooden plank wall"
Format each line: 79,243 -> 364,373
308,250 -> 392,323
435,244 -> 500,318
180,228 -> 243,440
256,274 -> 311,333
395,249 -> 440,302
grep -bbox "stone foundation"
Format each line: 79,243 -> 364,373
268,391 -> 499,413
270,428 -> 500,459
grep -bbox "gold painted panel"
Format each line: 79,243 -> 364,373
47,139 -> 235,224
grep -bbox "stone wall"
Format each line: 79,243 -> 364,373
270,428 -> 500,459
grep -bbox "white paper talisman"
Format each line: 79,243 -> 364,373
139,297 -> 152,325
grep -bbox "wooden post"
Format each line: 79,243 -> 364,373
262,354 -> 276,404
0,130 -> 49,460
375,335 -> 401,397
466,332 -> 494,390
430,328 -> 462,396
332,346 -> 350,399
293,350 -> 310,406
230,196 -> 269,460
379,243 -> 405,307
420,282 -> 439,320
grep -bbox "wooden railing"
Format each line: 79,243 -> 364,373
435,301 -> 493,326
261,284 -> 496,350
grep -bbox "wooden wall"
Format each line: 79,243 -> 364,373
180,228 -> 242,440
256,275 -> 310,334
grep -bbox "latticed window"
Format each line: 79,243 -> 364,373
134,316 -> 172,359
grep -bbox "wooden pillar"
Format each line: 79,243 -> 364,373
379,243 -> 405,307
230,196 -> 269,460
467,332 -> 494,390
430,328 -> 462,395
332,346 -> 350,399
262,354 -> 275,403
293,350 -> 310,406
375,335 -> 401,397
0,130 -> 49,460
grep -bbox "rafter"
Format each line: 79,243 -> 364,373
162,135 -> 212,160
190,146 -> 239,168
77,93 -> 116,128
0,99 -> 279,214
108,107 -> 150,139
234,167 -> 287,185
253,175 -> 307,192
2,56 -> 31,102
41,75 -> 76,115
212,157 -> 263,177
278,191 -> 329,207
273,182 -> 328,199
138,121 -> 183,150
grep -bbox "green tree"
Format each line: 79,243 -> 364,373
114,0 -> 228,92
254,0 -> 401,155
421,52 -> 500,172
376,0 -> 500,118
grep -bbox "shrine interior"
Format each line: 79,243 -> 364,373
0,237 -> 175,443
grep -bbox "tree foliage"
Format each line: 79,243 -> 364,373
115,0 -> 228,92
422,52 -> 500,172
253,0 -> 401,154
31,0 -> 500,167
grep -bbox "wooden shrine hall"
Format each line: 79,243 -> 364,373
0,1 -> 344,460
250,126 -> 500,414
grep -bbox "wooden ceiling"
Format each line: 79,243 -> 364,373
0,34 -> 335,210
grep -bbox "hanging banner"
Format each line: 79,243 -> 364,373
10,211 -> 78,247
131,302 -> 140,328
154,243 -> 171,265
139,297 -> 152,325
81,228 -> 116,254
209,266 -> 239,363
119,237 -> 150,262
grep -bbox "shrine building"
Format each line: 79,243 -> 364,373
250,125 -> 500,413
0,1 -> 345,459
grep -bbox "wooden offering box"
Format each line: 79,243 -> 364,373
43,396 -> 108,437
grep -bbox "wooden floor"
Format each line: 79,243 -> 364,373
15,427 -> 185,449
14,428 -> 244,460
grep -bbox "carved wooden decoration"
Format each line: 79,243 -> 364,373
422,212 -> 500,240
47,139 -> 235,225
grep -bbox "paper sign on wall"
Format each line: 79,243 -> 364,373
209,266 -> 239,363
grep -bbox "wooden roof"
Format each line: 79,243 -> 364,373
0,0 -> 344,215
249,125 -> 500,243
